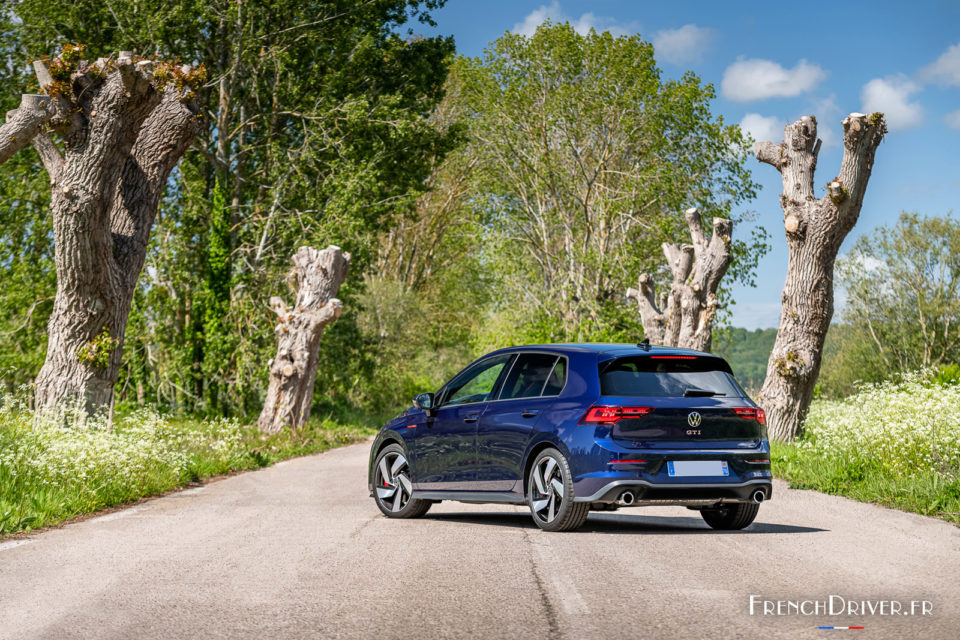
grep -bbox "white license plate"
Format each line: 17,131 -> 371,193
667,460 -> 729,477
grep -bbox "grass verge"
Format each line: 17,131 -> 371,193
771,372 -> 960,525
772,442 -> 960,524
0,400 -> 380,536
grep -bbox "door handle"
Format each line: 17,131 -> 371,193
463,415 -> 479,423
521,410 -> 539,418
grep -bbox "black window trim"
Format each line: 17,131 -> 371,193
436,353 -> 517,408
435,350 -> 570,408
494,351 -> 569,402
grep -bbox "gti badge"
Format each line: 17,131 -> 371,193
687,411 -> 702,427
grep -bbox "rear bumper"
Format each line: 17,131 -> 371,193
573,478 -> 772,503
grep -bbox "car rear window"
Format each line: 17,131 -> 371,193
599,356 -> 743,398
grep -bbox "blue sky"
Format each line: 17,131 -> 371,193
419,0 -> 960,329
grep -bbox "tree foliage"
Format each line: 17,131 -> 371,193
4,0 -> 457,415
0,10 -> 771,417
819,213 -> 960,396
456,23 -> 759,343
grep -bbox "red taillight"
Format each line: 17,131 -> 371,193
650,355 -> 697,360
609,459 -> 648,464
733,407 -> 767,426
745,459 -> 770,464
580,405 -> 653,425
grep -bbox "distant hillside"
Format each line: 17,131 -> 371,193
712,328 -> 777,393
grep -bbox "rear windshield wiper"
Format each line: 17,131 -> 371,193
683,388 -> 725,397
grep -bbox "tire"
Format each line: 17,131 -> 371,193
527,448 -> 589,532
700,502 -> 760,530
373,444 -> 432,519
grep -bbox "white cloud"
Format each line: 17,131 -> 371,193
739,113 -> 785,144
512,2 -> 634,37
921,41 -> 960,87
860,75 -> 924,131
652,24 -> 714,65
513,2 -> 565,36
722,58 -> 826,101
946,109 -> 960,130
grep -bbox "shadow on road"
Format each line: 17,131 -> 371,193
424,511 -> 827,534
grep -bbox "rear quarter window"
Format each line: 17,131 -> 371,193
599,356 -> 744,398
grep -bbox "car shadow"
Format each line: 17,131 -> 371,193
424,511 -> 827,534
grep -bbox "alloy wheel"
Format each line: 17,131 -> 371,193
375,451 -> 413,513
530,455 -> 565,524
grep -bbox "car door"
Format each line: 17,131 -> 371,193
475,353 -> 568,492
414,354 -> 514,490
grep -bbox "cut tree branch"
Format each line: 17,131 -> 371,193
31,130 -> 63,179
0,94 -> 52,165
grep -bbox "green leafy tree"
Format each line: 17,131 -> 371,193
821,212 -> 960,395
455,23 -> 759,343
9,0 -> 457,414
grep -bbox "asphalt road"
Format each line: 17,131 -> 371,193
1,441 -> 958,640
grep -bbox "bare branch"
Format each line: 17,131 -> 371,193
0,94 -> 52,166
32,61 -> 55,92
30,130 -> 63,180
269,296 -> 289,319
837,112 -> 886,218
755,141 -> 783,170
627,273 -> 666,345
684,207 -> 705,253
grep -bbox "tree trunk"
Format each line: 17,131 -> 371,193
258,246 -> 350,433
627,207 -> 733,351
755,114 -> 886,441
0,48 -> 204,417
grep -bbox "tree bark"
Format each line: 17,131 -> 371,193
755,114 -> 886,441
627,208 -> 733,352
0,48 -> 204,417
258,246 -> 350,433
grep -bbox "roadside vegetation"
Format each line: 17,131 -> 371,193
0,397 -> 377,536
772,370 -> 960,524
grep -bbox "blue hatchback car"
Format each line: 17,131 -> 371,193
368,343 -> 772,531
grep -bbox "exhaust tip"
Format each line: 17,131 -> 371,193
618,490 -> 635,506
751,490 -> 765,504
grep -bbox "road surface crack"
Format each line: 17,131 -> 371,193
524,529 -> 563,639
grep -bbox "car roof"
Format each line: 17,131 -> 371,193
486,343 -> 723,358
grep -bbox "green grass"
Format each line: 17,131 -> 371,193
771,372 -> 960,525
772,442 -> 960,524
0,400 -> 380,536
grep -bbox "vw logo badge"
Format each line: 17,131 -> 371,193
687,411 -> 702,427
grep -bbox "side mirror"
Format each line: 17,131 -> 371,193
413,392 -> 435,412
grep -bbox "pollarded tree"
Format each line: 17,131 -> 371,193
259,246 -> 350,433
755,113 -> 885,441
0,45 -> 204,416
627,207 -> 733,352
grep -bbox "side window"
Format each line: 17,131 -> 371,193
443,355 -> 512,406
499,353 -> 560,400
542,358 -> 567,396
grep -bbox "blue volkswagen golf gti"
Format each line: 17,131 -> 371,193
367,343 -> 772,532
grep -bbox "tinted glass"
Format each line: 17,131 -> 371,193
542,358 -> 567,396
499,354 -> 559,400
599,356 -> 742,398
444,355 -> 512,406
